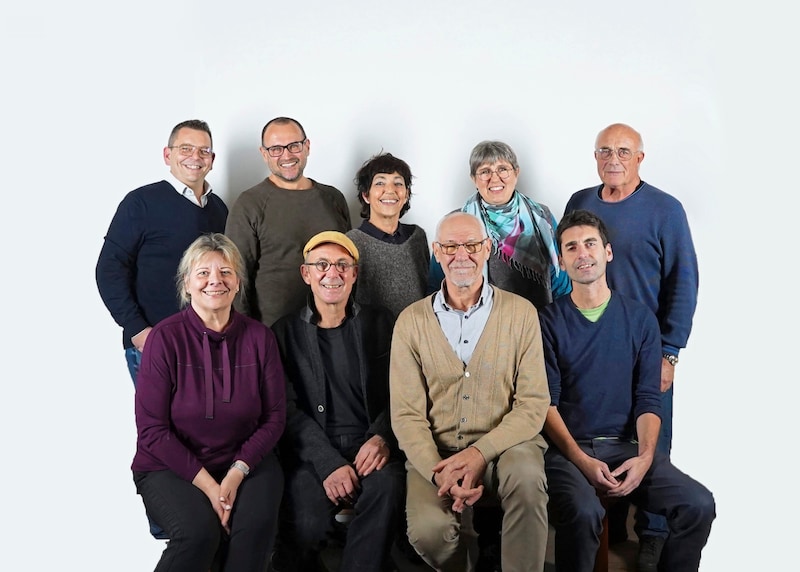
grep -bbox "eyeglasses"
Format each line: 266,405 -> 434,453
435,239 -> 487,255
262,139 -> 307,157
303,260 -> 357,273
475,166 -> 515,181
594,147 -> 638,161
169,144 -> 213,158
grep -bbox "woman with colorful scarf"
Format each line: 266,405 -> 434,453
429,140 -> 570,309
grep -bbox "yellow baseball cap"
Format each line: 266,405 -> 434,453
302,231 -> 360,262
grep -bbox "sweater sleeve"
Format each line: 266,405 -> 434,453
390,308 -> 445,479
225,189 -> 261,320
658,201 -> 698,355
96,191 -> 150,341
232,327 -> 287,468
134,326 -> 204,482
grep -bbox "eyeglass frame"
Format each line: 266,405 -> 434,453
262,139 -> 308,157
474,166 -> 516,182
593,147 -> 640,161
435,238 -> 488,255
302,260 -> 358,273
169,144 -> 214,158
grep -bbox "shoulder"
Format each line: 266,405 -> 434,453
492,286 -> 538,313
566,186 -> 600,207
353,303 -> 395,331
121,180 -> 172,204
639,182 -> 686,211
232,179 -> 272,203
407,224 -> 429,241
311,180 -> 346,198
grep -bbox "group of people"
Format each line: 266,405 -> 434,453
96,116 -> 716,572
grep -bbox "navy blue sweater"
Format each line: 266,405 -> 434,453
538,293 -> 662,441
96,181 -> 228,348
565,182 -> 698,356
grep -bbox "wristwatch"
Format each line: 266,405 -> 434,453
230,460 -> 250,477
662,353 -> 679,366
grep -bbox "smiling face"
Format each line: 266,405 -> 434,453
301,243 -> 358,308
163,127 -> 214,193
364,171 -> 409,223
434,213 -> 490,290
594,124 -> 644,194
472,160 -> 519,205
185,251 -> 240,316
559,224 -> 613,286
260,121 -> 310,186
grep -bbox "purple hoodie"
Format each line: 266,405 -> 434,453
132,305 -> 286,481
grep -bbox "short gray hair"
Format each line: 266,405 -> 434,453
469,140 -> 519,176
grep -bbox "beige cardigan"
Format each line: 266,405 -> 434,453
390,286 -> 549,480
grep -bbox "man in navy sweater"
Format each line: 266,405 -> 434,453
565,123 -> 699,569
539,209 -> 714,572
96,119 -> 228,385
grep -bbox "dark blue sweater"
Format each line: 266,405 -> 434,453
539,293 -> 662,441
96,180 -> 228,348
565,182 -> 698,356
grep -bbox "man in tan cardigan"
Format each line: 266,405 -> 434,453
390,212 -> 550,572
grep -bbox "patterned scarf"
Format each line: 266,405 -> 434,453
462,190 -> 561,286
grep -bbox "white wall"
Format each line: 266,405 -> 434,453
3,1 -> 795,570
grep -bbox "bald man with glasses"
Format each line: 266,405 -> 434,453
390,212 -> 550,572
225,116 -> 351,329
565,123 -> 700,571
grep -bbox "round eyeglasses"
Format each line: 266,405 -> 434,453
303,260 -> 357,273
475,166 -> 515,182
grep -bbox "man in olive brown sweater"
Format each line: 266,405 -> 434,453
389,212 -> 550,572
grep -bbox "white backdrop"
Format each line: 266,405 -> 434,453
2,1 -> 795,570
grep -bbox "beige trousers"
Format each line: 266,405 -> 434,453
405,438 -> 548,572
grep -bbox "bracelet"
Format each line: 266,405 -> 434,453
230,460 -> 250,477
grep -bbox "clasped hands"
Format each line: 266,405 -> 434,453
432,446 -> 487,513
322,435 -> 390,505
580,453 -> 651,498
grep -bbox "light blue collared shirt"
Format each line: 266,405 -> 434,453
432,279 -> 494,365
166,173 -> 212,208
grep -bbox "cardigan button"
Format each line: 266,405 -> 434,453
317,405 -> 324,412
464,371 -> 470,378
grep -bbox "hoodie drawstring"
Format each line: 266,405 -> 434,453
202,333 -> 232,419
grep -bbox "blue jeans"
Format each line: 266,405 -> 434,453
546,438 -> 715,572
635,386 -> 674,539
125,347 -> 141,386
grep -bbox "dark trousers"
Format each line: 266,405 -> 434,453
134,452 -> 283,572
545,439 -> 715,572
278,434 -> 405,572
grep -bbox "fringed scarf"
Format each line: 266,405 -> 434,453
462,191 -> 561,286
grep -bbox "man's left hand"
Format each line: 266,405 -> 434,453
354,435 -> 390,477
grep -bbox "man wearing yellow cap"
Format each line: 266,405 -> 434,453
270,231 -> 404,572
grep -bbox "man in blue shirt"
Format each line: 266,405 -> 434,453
539,209 -> 714,572
565,123 -> 699,569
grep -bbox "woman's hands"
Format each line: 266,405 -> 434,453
192,464 -> 247,533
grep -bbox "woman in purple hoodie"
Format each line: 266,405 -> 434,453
131,233 -> 286,572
